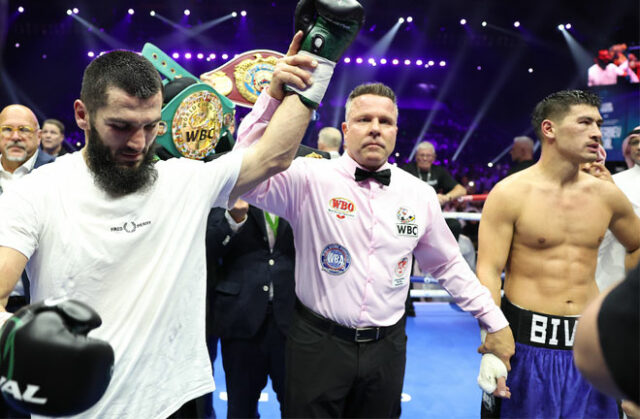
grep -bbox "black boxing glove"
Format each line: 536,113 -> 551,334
0,298 -> 114,416
287,0 -> 365,108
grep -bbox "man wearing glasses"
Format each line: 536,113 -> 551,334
0,104 -> 54,314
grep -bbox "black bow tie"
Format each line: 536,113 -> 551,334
354,167 -> 391,186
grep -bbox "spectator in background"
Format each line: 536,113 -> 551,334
316,126 -> 342,159
622,126 -> 640,169
595,127 -> 640,291
207,198 -> 296,418
0,106 -> 55,313
588,49 -> 620,86
40,118 -> 68,157
505,135 -> 535,177
402,140 -> 467,205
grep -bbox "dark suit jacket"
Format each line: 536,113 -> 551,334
207,205 -> 296,340
34,150 -> 55,168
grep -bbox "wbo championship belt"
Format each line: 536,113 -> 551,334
200,50 -> 284,108
142,44 -> 284,160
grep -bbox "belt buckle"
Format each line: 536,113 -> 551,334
354,327 -> 379,343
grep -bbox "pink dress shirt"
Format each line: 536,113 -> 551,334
235,92 -> 508,332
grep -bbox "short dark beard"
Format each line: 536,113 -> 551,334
85,125 -> 158,197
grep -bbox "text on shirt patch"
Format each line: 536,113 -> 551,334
320,243 -> 351,275
110,220 -> 152,233
392,256 -> 410,288
328,197 -> 356,219
395,207 -> 418,237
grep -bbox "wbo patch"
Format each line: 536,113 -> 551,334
395,207 -> 418,237
392,256 -> 410,288
320,243 -> 351,275
328,197 -> 356,220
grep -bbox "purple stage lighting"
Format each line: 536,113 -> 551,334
477,65 -> 482,70
221,53 -> 229,60
241,10 -> 247,17
355,57 -> 363,64
72,8 -> 79,14
172,52 -> 179,59
565,23 -> 571,29
404,59 -> 411,65
428,60 -> 434,66
416,60 -> 423,66
406,16 -> 413,23
392,59 -> 399,65
439,60 -> 446,67
460,18 -> 467,25
513,21 -> 520,28
128,8 -> 134,15
398,17 -> 404,24
197,53 -> 204,59
344,57 -> 351,63
18,6 -> 24,13
528,68 -> 533,73
380,58 -> 387,64
184,9 -> 190,16
66,9 -> 72,15
150,10 -> 156,16
87,51 -> 94,57
209,53 -> 215,59
185,52 -> 192,59
481,21 -> 487,27
232,12 -> 238,18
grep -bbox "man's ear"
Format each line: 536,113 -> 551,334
541,119 -> 555,142
74,100 -> 89,131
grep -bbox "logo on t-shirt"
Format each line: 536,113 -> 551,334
320,243 -> 351,275
395,207 -> 418,237
328,197 -> 356,220
110,220 -> 152,233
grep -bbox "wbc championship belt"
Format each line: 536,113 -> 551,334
200,50 -> 284,108
142,43 -> 236,160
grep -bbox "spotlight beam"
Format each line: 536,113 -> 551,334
408,41 -> 471,161
189,14 -> 235,36
451,47 -> 525,162
70,14 -> 126,49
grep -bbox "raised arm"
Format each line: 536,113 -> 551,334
0,246 -> 28,312
228,32 -> 315,204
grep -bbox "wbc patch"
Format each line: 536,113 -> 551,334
395,207 -> 418,237
320,243 -> 351,275
392,256 -> 410,288
328,197 -> 356,220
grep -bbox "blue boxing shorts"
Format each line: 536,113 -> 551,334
480,297 -> 620,419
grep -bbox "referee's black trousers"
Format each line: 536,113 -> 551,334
283,305 -> 406,418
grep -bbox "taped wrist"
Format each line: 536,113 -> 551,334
286,52 -> 335,108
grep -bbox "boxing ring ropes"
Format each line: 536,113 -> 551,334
410,193 -> 486,300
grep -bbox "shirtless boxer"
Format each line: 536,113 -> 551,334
476,90 -> 640,418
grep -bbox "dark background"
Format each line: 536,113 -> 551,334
1,0 -> 638,166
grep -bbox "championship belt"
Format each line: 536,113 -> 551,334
200,50 -> 284,108
142,43 -> 236,160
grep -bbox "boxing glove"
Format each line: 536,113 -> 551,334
0,298 -> 114,416
288,0 -> 365,108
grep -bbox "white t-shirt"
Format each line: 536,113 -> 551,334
595,165 -> 640,290
0,150 -> 243,418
